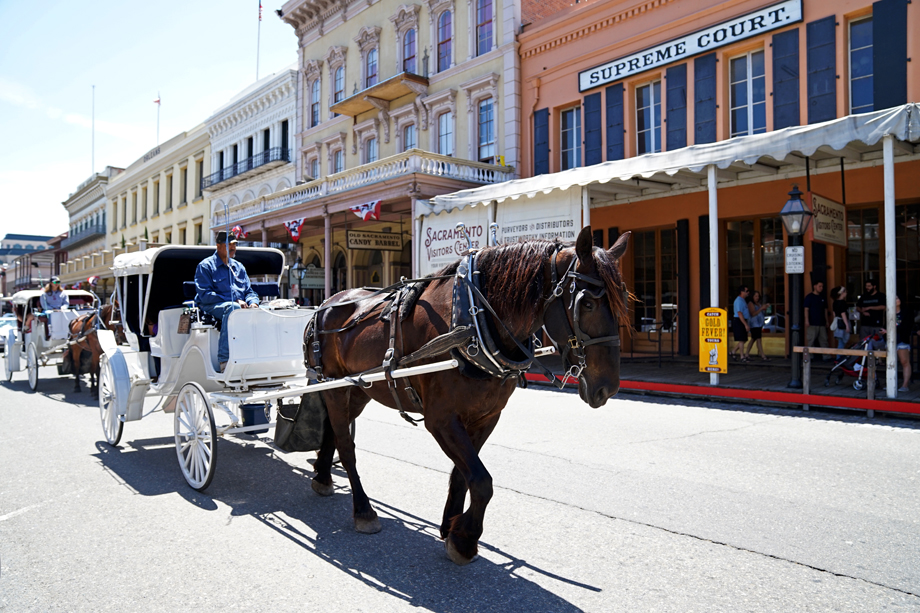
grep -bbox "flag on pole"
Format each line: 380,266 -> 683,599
284,218 -> 306,242
231,225 -> 249,239
154,94 -> 160,105
349,200 -> 382,221
259,0 -> 263,21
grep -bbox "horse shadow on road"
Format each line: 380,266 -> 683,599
92,434 -> 596,613
2,372 -> 99,408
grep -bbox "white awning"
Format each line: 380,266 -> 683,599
429,103 -> 920,214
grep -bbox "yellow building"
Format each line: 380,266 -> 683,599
211,0 -> 520,304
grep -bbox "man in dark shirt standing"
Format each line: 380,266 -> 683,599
195,231 -> 259,372
856,279 -> 886,341
803,281 -> 830,358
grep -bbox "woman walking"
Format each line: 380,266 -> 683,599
745,290 -> 771,361
881,295 -> 914,392
830,286 -> 851,362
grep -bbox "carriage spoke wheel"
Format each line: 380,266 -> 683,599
26,343 -> 39,391
98,355 -> 123,446
174,382 -> 218,491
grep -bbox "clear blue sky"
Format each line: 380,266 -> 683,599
0,0 -> 298,237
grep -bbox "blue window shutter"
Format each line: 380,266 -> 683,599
605,83 -> 624,161
772,29 -> 800,129
694,54 -> 717,144
666,64 -> 687,150
806,16 -> 836,124
873,0 -> 907,111
533,108 -> 549,176
584,93 -> 602,166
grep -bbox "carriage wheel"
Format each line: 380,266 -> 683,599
26,343 -> 39,391
174,382 -> 218,491
98,355 -> 123,446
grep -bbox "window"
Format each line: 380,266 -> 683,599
310,79 -> 321,127
166,174 -> 173,210
727,220 -> 755,299
437,11 -> 452,72
152,180 -> 160,215
333,149 -> 344,174
121,197 -> 127,228
560,106 -> 581,170
132,192 -> 137,224
180,166 -> 188,204
437,113 -> 453,156
403,29 -> 417,74
729,50 -> 766,137
179,227 -> 187,245
846,208 -> 880,293
111,202 -> 118,231
195,223 -> 202,245
195,160 -> 203,198
263,128 -> 271,152
365,137 -> 378,163
636,81 -> 662,155
165,231 -> 172,244
477,97 -> 495,163
403,124 -> 416,151
333,66 -> 345,117
895,204 -> 920,315
366,48 -> 378,88
476,0 -> 493,56
632,229 -> 678,332
849,17 -> 873,114
310,158 -> 320,179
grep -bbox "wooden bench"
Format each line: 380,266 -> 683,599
793,346 -> 888,416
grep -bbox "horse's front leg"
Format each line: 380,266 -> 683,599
317,388 -> 379,533
439,413 -> 501,540
429,411 -> 501,565
71,348 -> 82,392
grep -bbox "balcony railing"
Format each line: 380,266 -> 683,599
202,147 -> 291,190
61,222 -> 106,249
212,149 -> 513,228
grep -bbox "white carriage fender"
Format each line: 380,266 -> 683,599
6,329 -> 20,372
97,329 -> 131,418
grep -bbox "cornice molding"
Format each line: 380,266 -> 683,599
521,0 -> 678,59
389,4 -> 420,33
354,25 -> 382,51
208,79 -> 297,138
302,58 -> 324,81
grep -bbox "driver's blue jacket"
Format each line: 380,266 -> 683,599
194,253 -> 258,307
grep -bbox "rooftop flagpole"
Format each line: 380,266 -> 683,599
154,93 -> 161,144
91,85 -> 95,176
256,0 -> 262,80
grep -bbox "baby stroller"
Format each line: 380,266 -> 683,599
824,333 -> 885,390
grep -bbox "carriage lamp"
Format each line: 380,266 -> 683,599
780,185 -> 812,389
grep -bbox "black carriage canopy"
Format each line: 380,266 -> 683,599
114,246 -> 285,336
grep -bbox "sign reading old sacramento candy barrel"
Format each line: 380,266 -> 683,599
699,308 -> 728,374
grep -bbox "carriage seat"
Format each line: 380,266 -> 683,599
181,281 -> 280,302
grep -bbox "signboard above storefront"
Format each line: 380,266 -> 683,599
809,192 -> 847,248
578,0 -> 803,91
346,230 -> 403,251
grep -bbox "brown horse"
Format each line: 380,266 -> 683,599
67,302 -> 126,396
306,226 -> 630,565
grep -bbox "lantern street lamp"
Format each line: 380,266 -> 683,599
779,185 -> 813,389
288,256 -> 304,303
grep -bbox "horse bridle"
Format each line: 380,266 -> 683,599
544,246 -> 621,382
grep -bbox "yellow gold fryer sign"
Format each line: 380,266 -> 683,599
699,308 -> 727,374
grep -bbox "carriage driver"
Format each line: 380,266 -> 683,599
194,230 -> 259,372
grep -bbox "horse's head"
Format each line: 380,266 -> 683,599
544,226 -> 630,408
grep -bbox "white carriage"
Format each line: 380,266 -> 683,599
2,289 -> 96,390
100,245 -> 461,491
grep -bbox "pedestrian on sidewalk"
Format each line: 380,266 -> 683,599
830,286 -> 851,362
745,290 -> 771,361
804,281 -> 832,361
880,294 -> 914,393
856,279 -> 886,341
731,285 -> 751,362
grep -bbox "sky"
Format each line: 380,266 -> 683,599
0,0 -> 298,238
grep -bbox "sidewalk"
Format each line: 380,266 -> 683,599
528,353 -> 919,417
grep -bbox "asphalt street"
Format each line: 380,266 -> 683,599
1,365 -> 919,612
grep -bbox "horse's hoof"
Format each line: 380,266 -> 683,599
354,515 -> 382,534
445,537 -> 479,566
311,478 -> 334,497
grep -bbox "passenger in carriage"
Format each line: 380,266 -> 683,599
40,277 -> 70,311
194,230 -> 259,372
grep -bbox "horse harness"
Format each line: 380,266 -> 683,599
304,244 -> 620,425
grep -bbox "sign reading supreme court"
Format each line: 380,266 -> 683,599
578,0 -> 802,91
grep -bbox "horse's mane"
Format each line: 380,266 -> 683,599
433,239 -> 627,331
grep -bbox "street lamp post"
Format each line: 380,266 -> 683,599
779,185 -> 813,389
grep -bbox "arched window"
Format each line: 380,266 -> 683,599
476,0 -> 493,56
310,79 -> 321,127
437,11 -> 452,73
366,48 -> 378,88
402,124 -> 416,151
438,112 -> 453,156
403,29 -> 417,74
365,137 -> 378,163
478,97 -> 495,163
334,66 -> 345,104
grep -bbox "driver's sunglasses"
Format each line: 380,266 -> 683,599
52,282 -> 60,285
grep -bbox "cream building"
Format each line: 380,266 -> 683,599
211,0 -> 520,304
59,126 -> 211,299
61,166 -> 124,261
204,65 -> 298,245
